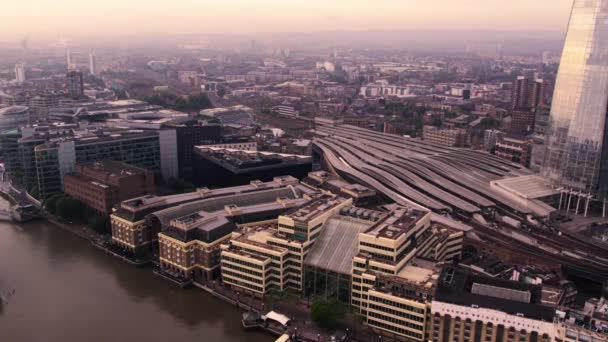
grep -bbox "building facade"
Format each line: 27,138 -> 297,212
542,0 -> 608,200
422,126 -> 470,147
63,160 -> 155,213
431,267 -> 556,342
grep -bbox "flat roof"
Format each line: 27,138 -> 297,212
434,266 -> 555,321
491,175 -> 559,200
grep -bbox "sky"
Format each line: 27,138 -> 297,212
0,0 -> 574,38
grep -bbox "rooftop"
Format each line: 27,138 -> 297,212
195,147 -> 312,171
365,206 -> 428,240
434,266 -> 555,322
283,194 -> 349,223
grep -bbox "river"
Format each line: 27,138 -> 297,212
0,216 -> 271,342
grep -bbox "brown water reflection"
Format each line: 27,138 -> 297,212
0,220 -> 271,342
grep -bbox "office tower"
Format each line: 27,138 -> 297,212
66,51 -> 73,69
88,53 -> 96,75
14,63 -> 25,83
542,0 -> 608,208
66,70 -> 84,98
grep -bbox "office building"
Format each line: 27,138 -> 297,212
88,53 -> 97,75
155,176 -> 311,283
422,126 -> 470,147
164,121 -> 222,178
31,128 -> 177,199
351,207 -> 464,341
63,160 -> 155,214
192,147 -> 312,188
542,1 -> 608,206
220,193 -> 352,295
67,70 -> 84,99
110,176 -> 303,256
431,266 -> 556,342
14,63 -> 25,83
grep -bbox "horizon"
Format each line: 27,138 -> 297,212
0,0 -> 573,40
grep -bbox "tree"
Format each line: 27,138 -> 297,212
432,118 -> 443,128
310,298 -> 347,329
89,215 -> 110,235
479,117 -> 499,129
45,194 -> 62,215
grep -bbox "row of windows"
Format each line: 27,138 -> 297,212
353,262 -> 367,269
222,270 -> 263,285
367,310 -> 424,332
367,318 -> 423,340
222,256 -> 263,270
221,262 -> 263,278
368,304 -> 424,323
368,295 -> 425,314
360,241 -> 395,252
368,264 -> 394,274
223,276 -> 264,293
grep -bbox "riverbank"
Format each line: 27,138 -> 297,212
38,211 -> 372,342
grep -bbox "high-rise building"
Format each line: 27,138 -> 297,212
511,76 -> 545,110
14,63 -> 25,83
88,53 -> 96,75
542,0 -> 608,206
66,51 -> 73,69
66,70 -> 84,99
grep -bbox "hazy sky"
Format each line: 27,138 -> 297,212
0,0 -> 574,37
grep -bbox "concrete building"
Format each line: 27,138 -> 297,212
66,70 -> 84,99
431,266 -> 556,342
156,177 -> 314,284
351,207 -> 464,341
511,109 -> 537,135
495,137 -> 533,168
63,160 -> 155,214
422,126 -> 470,147
511,77 -> 546,110
220,193 -> 352,295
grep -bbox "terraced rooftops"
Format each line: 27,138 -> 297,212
365,207 -> 428,240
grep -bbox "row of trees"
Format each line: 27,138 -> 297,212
45,194 -> 110,234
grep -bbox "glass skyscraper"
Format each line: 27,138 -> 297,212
542,0 -> 608,198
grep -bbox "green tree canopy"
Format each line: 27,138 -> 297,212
310,298 -> 347,330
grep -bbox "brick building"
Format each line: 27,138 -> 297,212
63,160 -> 155,214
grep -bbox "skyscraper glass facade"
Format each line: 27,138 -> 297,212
542,0 -> 608,196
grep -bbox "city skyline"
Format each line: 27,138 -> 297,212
0,0 -> 573,38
